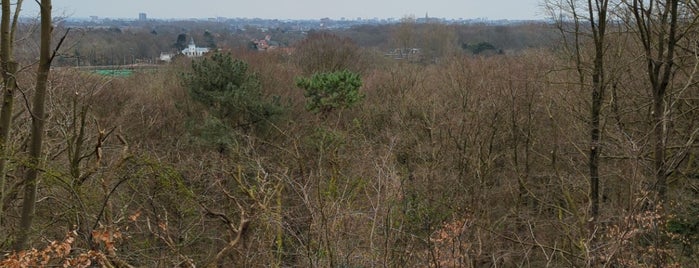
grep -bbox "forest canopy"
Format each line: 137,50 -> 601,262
2,1 -> 699,267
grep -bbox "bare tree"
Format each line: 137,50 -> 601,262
393,15 -> 417,58
588,0 -> 610,222
293,32 -> 363,75
625,0 -> 680,202
547,0 -> 610,221
0,0 -> 23,231
15,0 -> 52,250
546,1 -> 615,265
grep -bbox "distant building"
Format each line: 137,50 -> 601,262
181,38 -> 210,57
159,38 -> 210,62
159,52 -> 174,62
385,48 -> 421,61
139,13 -> 147,21
251,35 -> 281,51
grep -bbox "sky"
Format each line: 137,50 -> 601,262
24,0 -> 545,20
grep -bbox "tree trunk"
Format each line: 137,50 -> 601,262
653,0 -> 677,202
588,0 -> 608,221
652,93 -> 667,200
0,0 -> 22,231
14,0 -> 51,250
630,0 -> 678,202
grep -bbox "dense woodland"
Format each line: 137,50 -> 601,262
2,0 -> 699,267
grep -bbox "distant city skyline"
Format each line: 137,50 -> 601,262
21,0 -> 544,20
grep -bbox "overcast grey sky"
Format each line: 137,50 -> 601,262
30,0 -> 544,20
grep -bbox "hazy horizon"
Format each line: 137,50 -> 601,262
21,0 -> 544,20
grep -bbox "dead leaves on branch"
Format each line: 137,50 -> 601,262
0,230 -> 109,268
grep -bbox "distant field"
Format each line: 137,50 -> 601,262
81,65 -> 161,77
91,69 -> 133,77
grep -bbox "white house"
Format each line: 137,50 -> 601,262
159,52 -> 173,62
182,38 -> 209,57
159,38 -> 211,62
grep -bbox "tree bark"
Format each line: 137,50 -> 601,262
14,0 -> 51,250
588,0 -> 608,221
0,0 -> 22,231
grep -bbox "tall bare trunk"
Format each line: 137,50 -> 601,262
0,0 -> 22,230
629,0 -> 678,202
588,0 -> 609,221
14,0 -> 51,250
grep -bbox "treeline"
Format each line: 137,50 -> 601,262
1,1 -> 699,267
39,19 -> 559,67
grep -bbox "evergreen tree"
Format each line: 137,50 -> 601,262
295,70 -> 363,116
182,52 -> 281,149
174,33 -> 187,51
